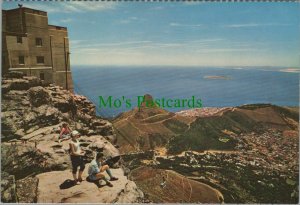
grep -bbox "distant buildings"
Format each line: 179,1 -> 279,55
2,6 -> 74,91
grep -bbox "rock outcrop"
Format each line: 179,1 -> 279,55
1,75 -> 114,142
1,73 -> 143,203
1,172 -> 17,203
37,168 -> 143,203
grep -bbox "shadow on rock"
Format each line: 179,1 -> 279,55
59,179 -> 76,189
86,177 -> 106,188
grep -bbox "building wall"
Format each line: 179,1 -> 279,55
2,35 -> 9,74
3,9 -> 25,33
2,7 -> 73,91
24,11 -> 52,69
5,35 -> 29,68
48,25 -> 74,91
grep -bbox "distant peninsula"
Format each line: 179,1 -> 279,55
204,75 -> 231,80
279,68 -> 300,73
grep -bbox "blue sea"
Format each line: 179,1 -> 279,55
72,66 -> 299,118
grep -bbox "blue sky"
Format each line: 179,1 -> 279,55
2,2 -> 300,67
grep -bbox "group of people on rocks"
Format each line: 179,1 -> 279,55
58,123 -> 118,186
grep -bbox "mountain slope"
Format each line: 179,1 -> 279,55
129,166 -> 223,203
113,95 -> 299,155
168,104 -> 299,154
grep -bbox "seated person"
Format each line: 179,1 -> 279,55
59,123 -> 71,143
88,152 -> 118,187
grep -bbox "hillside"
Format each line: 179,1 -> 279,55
129,166 -> 224,203
113,94 -> 298,155
112,95 -> 193,153
116,100 -> 298,203
168,104 -> 298,154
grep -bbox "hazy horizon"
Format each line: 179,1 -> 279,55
71,65 -> 300,68
2,2 -> 300,67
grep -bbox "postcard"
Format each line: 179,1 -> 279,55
1,1 -> 299,204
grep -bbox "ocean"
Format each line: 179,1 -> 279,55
72,66 -> 299,118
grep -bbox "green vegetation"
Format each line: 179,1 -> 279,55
238,103 -> 273,110
272,105 -> 299,121
167,111 -> 258,154
218,137 -> 230,143
163,118 -> 188,133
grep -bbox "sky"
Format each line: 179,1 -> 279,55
2,2 -> 300,67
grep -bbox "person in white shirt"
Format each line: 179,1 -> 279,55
69,130 -> 85,185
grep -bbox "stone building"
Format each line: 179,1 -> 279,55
2,6 -> 74,91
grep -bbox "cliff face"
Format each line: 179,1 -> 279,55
1,72 -> 143,203
2,73 -> 114,141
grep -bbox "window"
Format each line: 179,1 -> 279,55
19,56 -> 25,65
40,73 -> 45,80
36,56 -> 44,64
17,36 -> 22,44
36,38 -> 43,46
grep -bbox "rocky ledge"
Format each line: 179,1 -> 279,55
37,168 -> 143,203
1,72 -> 143,203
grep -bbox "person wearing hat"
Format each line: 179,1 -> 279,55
69,130 -> 85,185
88,152 -> 118,187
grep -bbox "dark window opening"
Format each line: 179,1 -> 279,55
19,56 -> 25,64
17,36 -> 22,44
36,56 -> 44,64
36,38 -> 43,46
40,73 -> 45,80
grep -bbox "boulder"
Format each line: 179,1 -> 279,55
16,177 -> 38,203
91,119 -> 107,127
9,79 -> 31,90
78,113 -> 92,124
22,125 -> 57,141
86,135 -> 120,159
105,135 -> 117,144
75,122 -> 83,131
1,110 -> 25,140
24,76 -> 42,88
1,143 -> 65,180
1,83 -> 11,95
23,111 -> 37,125
95,123 -> 114,136
2,77 -> 41,91
1,172 -> 17,203
25,126 -> 40,135
28,86 -> 51,107
4,71 -> 25,78
33,105 -> 60,125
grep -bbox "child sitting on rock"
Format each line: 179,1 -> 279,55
59,123 -> 71,143
88,152 -> 118,187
